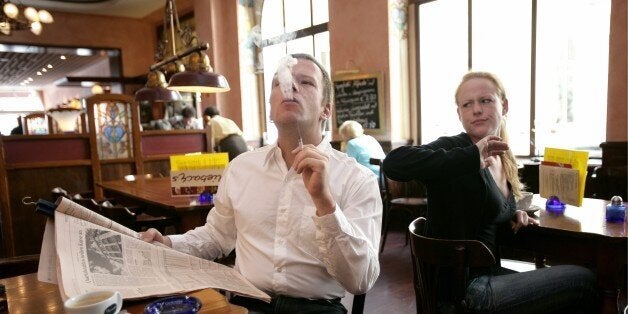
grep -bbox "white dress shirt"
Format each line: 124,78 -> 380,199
169,140 -> 382,299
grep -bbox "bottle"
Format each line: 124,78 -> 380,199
606,196 -> 626,223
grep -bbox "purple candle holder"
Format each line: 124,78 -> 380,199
198,191 -> 213,204
545,195 -> 566,214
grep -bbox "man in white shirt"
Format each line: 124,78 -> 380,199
141,53 -> 381,313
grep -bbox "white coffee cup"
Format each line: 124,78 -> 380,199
64,290 -> 122,314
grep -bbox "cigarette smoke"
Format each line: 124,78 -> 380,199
277,55 -> 298,99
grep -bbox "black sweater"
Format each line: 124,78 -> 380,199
382,132 -> 516,258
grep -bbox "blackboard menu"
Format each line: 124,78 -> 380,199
333,73 -> 384,133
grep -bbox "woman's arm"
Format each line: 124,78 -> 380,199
383,134 -> 480,183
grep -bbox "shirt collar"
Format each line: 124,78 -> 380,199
261,135 -> 332,168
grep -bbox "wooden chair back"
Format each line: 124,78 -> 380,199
409,217 -> 496,314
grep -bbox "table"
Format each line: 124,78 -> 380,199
98,177 -> 213,232
0,273 -> 246,313
506,195 -> 627,314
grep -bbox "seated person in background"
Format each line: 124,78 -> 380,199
383,71 -> 598,313
203,106 -> 248,160
142,53 -> 382,313
338,120 -> 385,177
170,106 -> 203,130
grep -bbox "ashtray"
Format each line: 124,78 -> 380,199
144,295 -> 201,314
545,195 -> 566,214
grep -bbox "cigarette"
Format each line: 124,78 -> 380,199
296,124 -> 303,149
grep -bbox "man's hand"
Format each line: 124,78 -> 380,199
476,135 -> 509,168
292,144 -> 335,216
139,228 -> 173,247
511,210 -> 538,234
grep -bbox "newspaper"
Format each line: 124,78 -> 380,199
37,197 -> 270,302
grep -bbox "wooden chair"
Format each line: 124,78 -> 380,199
21,112 -> 48,135
380,167 -> 428,253
409,217 -> 496,314
351,294 -> 366,314
100,200 -> 178,234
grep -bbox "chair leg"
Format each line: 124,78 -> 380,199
380,209 -> 390,253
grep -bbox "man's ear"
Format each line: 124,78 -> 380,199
321,103 -> 331,119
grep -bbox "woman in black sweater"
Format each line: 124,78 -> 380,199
383,72 -> 598,313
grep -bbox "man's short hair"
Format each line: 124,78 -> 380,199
203,106 -> 220,118
181,106 -> 196,118
289,53 -> 333,106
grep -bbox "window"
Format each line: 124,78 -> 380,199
260,0 -> 329,144
0,90 -> 45,135
417,0 -> 610,157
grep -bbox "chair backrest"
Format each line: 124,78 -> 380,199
408,217 -> 496,314
369,158 -> 386,200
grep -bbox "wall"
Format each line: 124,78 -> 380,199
2,12 -> 154,79
328,0 -> 391,141
606,0 -> 627,142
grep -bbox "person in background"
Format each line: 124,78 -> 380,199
170,106 -> 203,130
383,71 -> 598,313
338,120 -> 386,177
202,106 -> 248,160
141,53 -> 381,313
10,116 -> 23,135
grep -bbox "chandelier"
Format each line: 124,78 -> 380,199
1,0 -> 53,36
135,0 -> 229,103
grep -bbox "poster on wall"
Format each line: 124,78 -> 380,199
332,72 -> 385,134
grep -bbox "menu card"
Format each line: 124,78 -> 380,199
539,147 -> 589,206
169,153 -> 229,197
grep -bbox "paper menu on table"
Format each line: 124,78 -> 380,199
169,152 -> 229,197
540,147 -> 589,206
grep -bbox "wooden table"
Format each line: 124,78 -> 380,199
506,195 -> 627,314
0,273 -> 246,313
97,177 -> 213,232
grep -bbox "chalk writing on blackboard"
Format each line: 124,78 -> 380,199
333,73 -> 383,133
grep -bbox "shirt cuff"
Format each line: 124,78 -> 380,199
312,203 -> 349,238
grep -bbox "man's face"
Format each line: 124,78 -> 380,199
269,59 -> 330,129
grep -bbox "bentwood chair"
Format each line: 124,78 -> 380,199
409,217 -> 496,314
380,166 -> 428,253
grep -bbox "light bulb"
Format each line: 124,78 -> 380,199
30,21 -> 42,35
24,7 -> 39,22
3,2 -> 18,19
38,10 -> 53,23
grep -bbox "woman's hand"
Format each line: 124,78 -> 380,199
511,210 -> 538,233
476,135 -> 509,168
139,228 -> 173,247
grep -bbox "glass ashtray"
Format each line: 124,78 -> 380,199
144,295 -> 201,314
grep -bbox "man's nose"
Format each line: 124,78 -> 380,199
292,81 -> 298,92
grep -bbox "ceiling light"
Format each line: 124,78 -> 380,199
1,0 -> 53,36
135,70 -> 181,103
135,0 -> 229,102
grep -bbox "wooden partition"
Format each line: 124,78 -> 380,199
0,93 -> 212,257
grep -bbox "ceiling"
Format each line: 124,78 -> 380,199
0,0 -> 166,90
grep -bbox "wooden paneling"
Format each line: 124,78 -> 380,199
0,95 -> 214,257
2,135 -> 90,164
141,130 -> 210,156
7,167 -> 92,256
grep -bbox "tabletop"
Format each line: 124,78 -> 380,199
530,194 -> 626,237
98,177 -> 213,212
0,273 -> 246,313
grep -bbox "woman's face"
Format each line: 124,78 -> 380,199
456,77 -> 508,143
